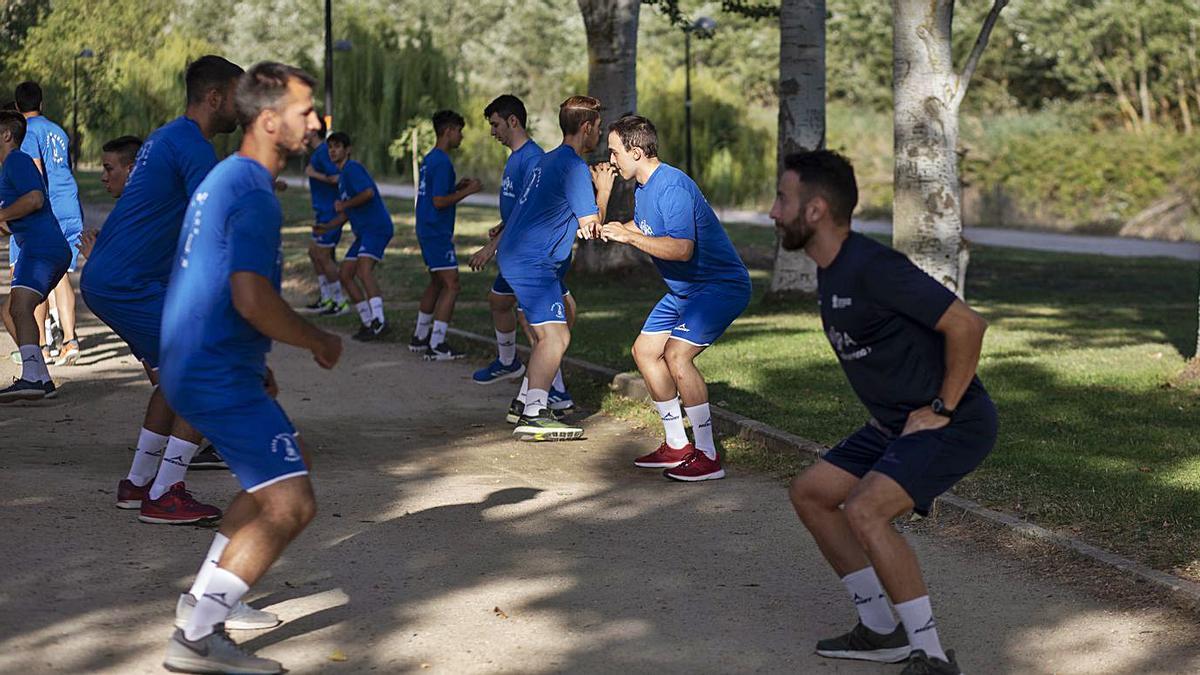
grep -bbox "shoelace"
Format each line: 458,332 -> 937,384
211,629 -> 255,657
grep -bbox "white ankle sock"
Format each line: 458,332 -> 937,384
127,427 -> 169,485
551,369 -> 565,392
414,311 -> 433,339
331,281 -> 345,303
841,567 -> 897,634
149,437 -> 199,500
318,276 -> 331,302
18,344 -> 50,383
496,330 -> 517,365
187,533 -> 230,598
184,567 -> 249,641
517,377 -> 529,404
369,296 -> 385,323
684,403 -> 716,459
355,301 -> 372,326
895,596 -> 946,661
523,388 -> 548,416
654,398 -> 689,449
430,320 -> 448,349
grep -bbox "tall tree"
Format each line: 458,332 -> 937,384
891,0 -> 1007,296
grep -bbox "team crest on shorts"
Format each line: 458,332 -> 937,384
552,301 -> 565,319
271,433 -> 302,462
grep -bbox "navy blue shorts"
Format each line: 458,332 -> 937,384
822,395 -> 998,516
11,243 -> 71,299
83,288 -> 165,368
312,220 -> 344,248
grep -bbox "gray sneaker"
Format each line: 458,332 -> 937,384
815,621 -> 911,663
163,625 -> 282,674
901,649 -> 962,675
175,593 -> 281,630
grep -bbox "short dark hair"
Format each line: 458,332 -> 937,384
432,109 -> 465,137
102,135 -> 143,165
185,55 -> 245,105
0,101 -> 15,111
608,115 -> 658,158
483,95 -> 527,129
782,150 -> 859,224
327,131 -> 351,147
234,61 -> 316,129
0,110 -> 27,146
14,81 -> 42,113
559,95 -> 601,135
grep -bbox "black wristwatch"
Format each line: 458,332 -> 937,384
930,397 -> 955,419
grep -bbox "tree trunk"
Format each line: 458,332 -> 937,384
573,0 -> 647,275
768,0 -> 825,296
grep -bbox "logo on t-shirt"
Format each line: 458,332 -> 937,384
501,175 -> 515,198
519,168 -> 541,205
827,326 -> 871,361
638,219 -> 654,236
831,294 -> 853,309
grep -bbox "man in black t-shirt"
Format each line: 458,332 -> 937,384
769,150 -> 997,675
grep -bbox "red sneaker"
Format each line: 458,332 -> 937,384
634,442 -> 695,468
116,478 -> 150,509
664,450 -> 726,482
138,482 -> 222,525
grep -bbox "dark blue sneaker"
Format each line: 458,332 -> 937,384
548,387 -> 574,411
0,378 -> 47,403
473,358 -> 525,385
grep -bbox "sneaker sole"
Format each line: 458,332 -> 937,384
815,647 -> 912,663
138,513 -> 222,525
0,391 -> 46,402
547,401 -> 574,411
115,499 -> 143,510
633,459 -> 687,469
174,614 -> 282,631
513,426 -> 584,442
423,354 -> 465,362
473,365 -> 526,385
505,412 -> 521,424
664,468 -> 727,482
55,351 -> 80,367
163,656 -> 282,675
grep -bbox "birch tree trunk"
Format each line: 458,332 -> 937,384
768,0 -> 824,295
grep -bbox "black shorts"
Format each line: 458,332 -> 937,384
822,395 -> 998,516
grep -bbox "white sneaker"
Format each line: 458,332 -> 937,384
175,593 -> 281,630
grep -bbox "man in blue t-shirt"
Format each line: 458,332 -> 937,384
408,109 -> 481,360
302,118 -> 346,315
600,115 -> 751,483
319,131 -> 394,340
470,96 -> 575,411
13,81 -> 84,364
497,95 -> 612,441
159,62 -> 341,675
0,111 -> 70,402
773,150 -> 997,675
80,55 -> 244,526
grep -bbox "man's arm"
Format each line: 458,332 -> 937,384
0,189 -> 45,223
304,164 -> 339,185
314,213 -> 348,234
432,178 -> 482,209
335,187 -> 375,213
230,271 -> 342,369
599,221 -> 694,261
901,299 -> 987,435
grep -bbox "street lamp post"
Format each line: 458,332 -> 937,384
684,17 -> 716,178
72,48 -> 94,170
323,0 -> 333,134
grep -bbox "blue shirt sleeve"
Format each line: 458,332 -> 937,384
19,127 -> 41,161
228,190 -> 282,278
565,161 -> 599,220
431,155 -> 453,199
343,162 -> 370,197
860,248 -> 957,329
7,153 -> 45,198
658,186 -> 695,241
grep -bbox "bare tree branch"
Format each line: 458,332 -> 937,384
955,0 -> 1008,106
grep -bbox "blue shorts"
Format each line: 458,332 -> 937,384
821,395 -> 998,516
640,283 -> 751,347
82,288 -> 165,368
176,394 -> 308,492
418,234 -> 458,271
312,220 -> 344,248
11,244 -> 71,299
507,273 -> 570,325
345,227 -> 393,262
492,272 -> 569,297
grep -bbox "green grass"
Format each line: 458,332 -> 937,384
272,187 -> 1200,580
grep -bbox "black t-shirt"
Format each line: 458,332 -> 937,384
818,232 -> 988,433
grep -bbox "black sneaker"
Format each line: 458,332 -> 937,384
815,622 -> 911,663
189,444 -> 228,470
505,397 -> 523,424
303,297 -> 325,313
423,342 -> 464,361
901,649 -> 961,674
408,333 -> 430,353
352,323 -> 376,342
370,319 -> 391,338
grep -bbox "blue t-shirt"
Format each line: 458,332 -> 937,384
337,160 -> 392,234
161,155 -> 282,404
633,163 -> 749,295
1,150 -> 65,253
20,115 -> 82,231
83,116 -> 217,298
415,147 -> 456,238
500,139 -> 543,224
307,142 -> 339,223
497,145 -> 598,275
818,232 -> 989,433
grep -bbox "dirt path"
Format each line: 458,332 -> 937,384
1,305 -> 1198,674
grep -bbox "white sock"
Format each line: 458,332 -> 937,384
184,567 -> 249,641
127,427 -> 169,485
684,403 -> 716,459
369,296 -> 385,323
331,281 -> 345,303
414,311 -> 433,339
552,369 -> 566,392
318,276 -> 331,302
187,533 -> 230,598
496,329 -> 517,365
49,306 -> 60,325
523,388 -> 548,416
430,320 -> 448,349
355,301 -> 372,326
18,344 -> 50,383
895,596 -> 947,662
517,377 -> 529,404
149,437 -> 199,500
842,567 -> 897,634
654,398 -> 690,449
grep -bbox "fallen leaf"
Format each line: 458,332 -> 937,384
1138,466 -> 1153,473
493,606 -> 509,619
329,649 -> 347,662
